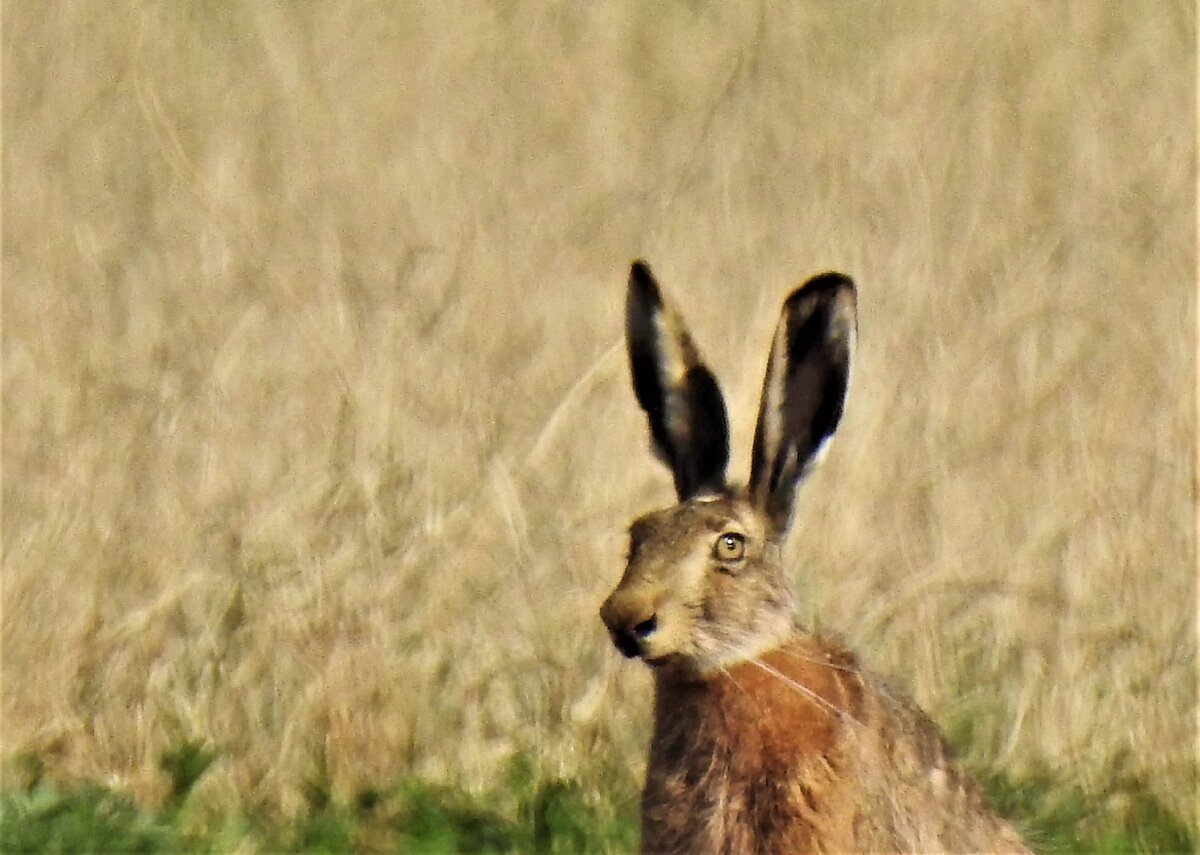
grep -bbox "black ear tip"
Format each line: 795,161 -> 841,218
630,259 -> 655,285
629,260 -> 662,306
783,271 -> 857,317
797,271 -> 855,297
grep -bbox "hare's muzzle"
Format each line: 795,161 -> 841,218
600,590 -> 659,660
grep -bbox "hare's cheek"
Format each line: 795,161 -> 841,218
699,577 -> 740,624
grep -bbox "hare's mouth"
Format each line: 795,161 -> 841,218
644,653 -> 685,669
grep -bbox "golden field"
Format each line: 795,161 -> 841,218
2,0 -> 1195,830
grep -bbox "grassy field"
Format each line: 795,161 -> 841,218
2,1 -> 1195,851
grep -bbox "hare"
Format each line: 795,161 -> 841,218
600,261 -> 1030,854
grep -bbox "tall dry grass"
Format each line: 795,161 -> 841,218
3,0 -> 1194,825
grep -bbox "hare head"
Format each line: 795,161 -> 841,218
600,261 -> 856,678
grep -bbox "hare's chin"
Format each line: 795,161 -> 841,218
644,655 -> 673,668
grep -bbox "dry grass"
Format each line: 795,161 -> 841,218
3,0 -> 1194,828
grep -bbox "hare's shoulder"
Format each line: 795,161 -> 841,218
751,637 -> 1028,854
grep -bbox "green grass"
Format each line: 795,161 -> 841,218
0,748 -> 638,854
1,784 -> 184,854
982,767 -> 1195,855
0,778 -> 637,854
1,746 -> 1191,854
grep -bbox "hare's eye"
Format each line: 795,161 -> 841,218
714,532 -> 745,561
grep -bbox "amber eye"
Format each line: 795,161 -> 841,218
714,532 -> 745,561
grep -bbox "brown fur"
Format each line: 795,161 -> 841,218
642,635 -> 1029,854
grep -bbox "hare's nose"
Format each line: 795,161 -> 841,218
634,614 -> 658,638
608,611 -> 658,659
612,628 -> 642,659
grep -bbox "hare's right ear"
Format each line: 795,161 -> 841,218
749,272 -> 856,537
626,261 -> 730,500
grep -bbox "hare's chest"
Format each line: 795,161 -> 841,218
640,659 -> 860,854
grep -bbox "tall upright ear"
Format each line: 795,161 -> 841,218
749,272 -> 856,536
626,260 -> 730,500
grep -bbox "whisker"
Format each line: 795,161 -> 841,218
716,660 -> 755,701
773,645 -> 860,673
772,643 -> 905,708
709,638 -> 863,728
745,655 -> 864,728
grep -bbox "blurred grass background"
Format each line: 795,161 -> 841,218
2,0 -> 1195,847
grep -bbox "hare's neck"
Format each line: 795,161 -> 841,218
651,634 -> 863,749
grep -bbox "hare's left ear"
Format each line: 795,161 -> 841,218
749,272 -> 856,537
